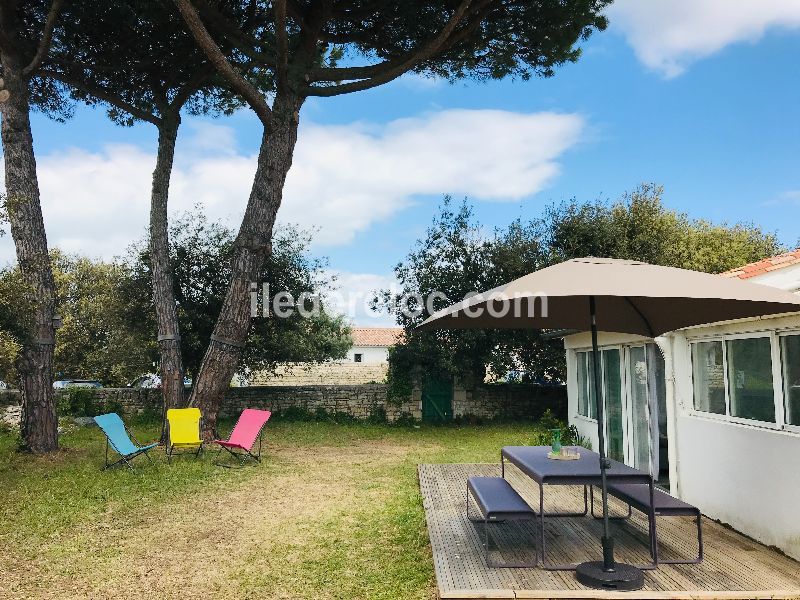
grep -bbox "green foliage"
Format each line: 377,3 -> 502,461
563,424 -> 593,450
541,183 -> 783,273
378,187 -> 784,389
31,0 -> 247,125
122,208 -> 352,379
56,389 -> 123,418
374,197 -> 565,387
50,251 -> 156,386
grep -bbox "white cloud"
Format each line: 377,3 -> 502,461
609,0 -> 800,77
1,108 -> 584,264
325,270 -> 399,327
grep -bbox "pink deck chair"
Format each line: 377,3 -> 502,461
213,409 -> 271,466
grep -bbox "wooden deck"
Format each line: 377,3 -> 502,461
418,463 -> 800,600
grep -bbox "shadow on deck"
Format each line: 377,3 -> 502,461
418,463 -> 800,600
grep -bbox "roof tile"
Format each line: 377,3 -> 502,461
720,249 -> 800,280
351,327 -> 404,347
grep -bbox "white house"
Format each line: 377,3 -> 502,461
346,327 -> 404,363
564,250 -> 800,561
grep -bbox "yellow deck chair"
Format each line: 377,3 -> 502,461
166,408 -> 203,463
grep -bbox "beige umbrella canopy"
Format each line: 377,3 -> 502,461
416,257 -> 800,589
418,257 -> 800,336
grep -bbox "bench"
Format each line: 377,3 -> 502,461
466,476 -> 537,568
591,482 -> 703,565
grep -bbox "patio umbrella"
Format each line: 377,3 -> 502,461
416,257 -> 800,589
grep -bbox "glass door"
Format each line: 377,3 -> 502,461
626,346 -> 651,471
602,348 -> 625,463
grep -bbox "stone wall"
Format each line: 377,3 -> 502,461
250,362 -> 388,386
221,384 -> 419,422
0,381 -> 566,424
0,386 -> 420,423
453,382 -> 567,422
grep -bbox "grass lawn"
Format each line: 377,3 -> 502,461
0,418 -> 549,599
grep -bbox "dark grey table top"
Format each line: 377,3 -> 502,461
501,445 -> 652,485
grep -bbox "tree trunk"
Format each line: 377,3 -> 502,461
0,59 -> 58,453
188,97 -> 301,437
150,117 -> 186,415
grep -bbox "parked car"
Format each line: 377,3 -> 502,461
0,380 -> 7,390
53,379 -> 103,389
128,374 -> 161,389
128,374 -> 192,389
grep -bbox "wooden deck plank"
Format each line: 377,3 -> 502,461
419,464 -> 800,600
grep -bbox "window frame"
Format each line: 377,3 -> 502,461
688,331 -> 785,431
689,339 -> 727,421
573,345 -> 625,427
574,350 -> 596,422
778,331 -> 800,434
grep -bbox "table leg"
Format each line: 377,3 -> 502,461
649,480 -> 659,568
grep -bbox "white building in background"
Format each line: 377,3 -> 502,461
564,250 -> 800,561
346,327 -> 404,363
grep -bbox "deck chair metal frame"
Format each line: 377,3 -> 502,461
94,413 -> 157,471
213,409 -> 271,468
165,408 -> 204,464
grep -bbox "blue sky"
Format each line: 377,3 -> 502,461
3,0 -> 800,325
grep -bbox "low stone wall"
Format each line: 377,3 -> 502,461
251,362 -> 389,386
222,384 -> 418,422
453,383 -> 567,422
0,381 -> 565,425
0,385 -> 420,423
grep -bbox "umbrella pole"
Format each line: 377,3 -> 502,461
575,296 -> 644,590
590,295 -> 615,570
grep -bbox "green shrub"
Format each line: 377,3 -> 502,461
273,405 -> 315,422
392,412 -> 419,427
57,389 -> 123,417
367,406 -> 388,424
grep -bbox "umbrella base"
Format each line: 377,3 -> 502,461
575,561 -> 645,591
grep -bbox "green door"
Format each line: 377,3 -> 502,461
422,376 -> 453,423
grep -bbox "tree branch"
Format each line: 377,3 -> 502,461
39,68 -> 161,126
192,0 -> 276,67
312,0 -> 495,83
171,64 -> 215,109
305,0 -> 474,97
173,0 -> 273,128
23,0 -> 64,76
274,0 -> 288,94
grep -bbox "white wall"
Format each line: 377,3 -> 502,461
744,263 -> 800,292
666,314 -> 800,561
345,345 -> 389,363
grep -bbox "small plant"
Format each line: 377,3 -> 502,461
367,406 -> 388,424
563,424 -> 592,450
392,412 -> 419,427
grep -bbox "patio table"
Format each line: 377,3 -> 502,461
501,445 -> 656,571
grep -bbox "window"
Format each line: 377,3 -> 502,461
354,353 -> 362,363
781,335 -> 800,427
692,341 -> 725,415
726,337 -> 775,423
603,349 -> 625,463
576,351 -> 596,419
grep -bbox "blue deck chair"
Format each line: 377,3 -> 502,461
94,413 -> 158,470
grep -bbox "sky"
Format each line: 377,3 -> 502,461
2,0 -> 800,326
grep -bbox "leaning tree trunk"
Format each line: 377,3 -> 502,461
0,60 -> 59,453
188,98 -> 301,437
150,117 -> 186,416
